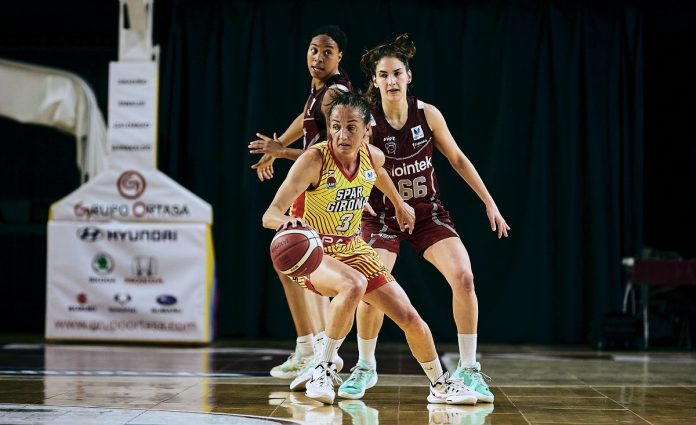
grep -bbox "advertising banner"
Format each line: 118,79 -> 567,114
49,168 -> 213,223
46,46 -> 215,343
107,61 -> 157,170
45,221 -> 214,342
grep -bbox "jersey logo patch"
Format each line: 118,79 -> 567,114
385,141 -> 396,155
326,169 -> 337,189
412,136 -> 430,149
364,169 -> 376,182
411,125 -> 424,141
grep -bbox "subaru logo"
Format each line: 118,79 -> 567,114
156,295 -> 177,306
77,226 -> 103,242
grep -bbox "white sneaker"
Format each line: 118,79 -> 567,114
305,361 -> 343,405
289,354 -> 343,391
333,353 -> 344,372
270,352 -> 313,379
290,355 -> 317,391
427,372 -> 478,405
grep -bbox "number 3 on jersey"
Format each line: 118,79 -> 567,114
397,176 -> 428,200
336,213 -> 354,232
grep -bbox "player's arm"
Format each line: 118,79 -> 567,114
250,113 -> 305,159
249,112 -> 305,180
262,149 -> 322,231
368,144 -> 415,233
277,112 -> 305,148
424,102 -> 510,238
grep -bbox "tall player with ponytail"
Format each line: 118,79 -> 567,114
248,25 -> 352,379
338,34 -> 510,403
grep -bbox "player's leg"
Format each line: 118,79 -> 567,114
304,292 -> 343,371
423,237 -> 493,403
361,281 -> 477,405
293,255 -> 367,404
304,291 -> 328,332
271,271 -> 315,378
423,237 -> 477,346
337,248 -> 395,399
362,282 -> 434,361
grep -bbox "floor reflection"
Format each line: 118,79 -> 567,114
0,342 -> 694,424
427,404 -> 494,425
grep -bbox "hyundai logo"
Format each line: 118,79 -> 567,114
77,226 -> 103,242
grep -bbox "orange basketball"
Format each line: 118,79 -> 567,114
270,226 -> 323,277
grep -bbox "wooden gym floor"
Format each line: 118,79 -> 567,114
0,339 -> 694,424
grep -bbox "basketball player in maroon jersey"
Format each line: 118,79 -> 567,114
248,26 -> 352,379
338,34 -> 510,403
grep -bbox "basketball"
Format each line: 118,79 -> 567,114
270,225 -> 323,277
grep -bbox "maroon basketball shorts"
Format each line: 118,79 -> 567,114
362,202 -> 459,255
293,238 -> 395,295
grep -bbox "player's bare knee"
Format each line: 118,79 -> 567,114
340,272 -> 368,299
451,269 -> 475,295
397,308 -> 426,333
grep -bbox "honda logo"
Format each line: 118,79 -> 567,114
132,256 -> 158,277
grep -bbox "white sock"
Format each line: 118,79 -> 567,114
296,333 -> 313,357
457,333 -> 477,366
321,336 -> 344,364
357,336 -> 378,369
419,358 -> 444,384
312,330 -> 326,354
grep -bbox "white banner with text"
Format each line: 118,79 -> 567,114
45,221 -> 214,342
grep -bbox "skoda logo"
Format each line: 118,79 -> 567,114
91,253 -> 114,275
77,226 -> 103,242
156,295 -> 177,306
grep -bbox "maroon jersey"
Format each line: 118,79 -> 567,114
368,96 -> 441,213
292,71 -> 351,218
302,71 -> 352,150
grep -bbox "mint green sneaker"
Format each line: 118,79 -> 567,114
453,361 -> 494,403
270,352 -> 312,379
337,360 -> 378,399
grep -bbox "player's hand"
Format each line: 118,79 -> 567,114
249,132 -> 284,156
395,202 -> 415,234
277,217 -> 307,231
486,203 -> 510,239
252,154 -> 275,181
364,201 -> 377,217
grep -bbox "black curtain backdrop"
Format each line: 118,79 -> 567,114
158,0 -> 643,344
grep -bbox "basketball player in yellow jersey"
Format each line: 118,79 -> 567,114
263,92 -> 479,405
